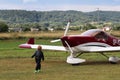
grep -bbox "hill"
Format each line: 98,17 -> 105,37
0,10 -> 120,24
87,11 -> 120,22
0,10 -> 87,24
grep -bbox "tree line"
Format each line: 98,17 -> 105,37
1,10 -> 120,32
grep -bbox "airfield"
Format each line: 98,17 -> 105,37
0,31 -> 120,80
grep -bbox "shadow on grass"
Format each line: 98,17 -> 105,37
45,60 -> 120,67
71,61 -> 119,66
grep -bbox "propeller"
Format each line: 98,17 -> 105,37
50,21 -> 71,43
50,39 -> 61,43
64,21 -> 70,36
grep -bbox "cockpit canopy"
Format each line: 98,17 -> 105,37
81,29 -> 102,36
81,29 -> 108,40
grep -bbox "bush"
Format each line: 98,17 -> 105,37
0,22 -> 8,32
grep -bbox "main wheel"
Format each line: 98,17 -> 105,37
109,56 -> 120,64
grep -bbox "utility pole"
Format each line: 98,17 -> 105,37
97,8 -> 100,24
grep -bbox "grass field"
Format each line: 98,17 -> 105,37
0,30 -> 120,39
1,34 -> 120,80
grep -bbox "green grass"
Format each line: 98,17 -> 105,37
1,39 -> 120,80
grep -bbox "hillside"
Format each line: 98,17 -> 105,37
0,10 -> 120,24
0,10 -> 87,24
87,11 -> 120,22
0,10 -> 120,27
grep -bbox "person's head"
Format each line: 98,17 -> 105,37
37,46 -> 42,50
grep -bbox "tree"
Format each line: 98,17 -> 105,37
0,22 -> 8,32
83,23 -> 96,30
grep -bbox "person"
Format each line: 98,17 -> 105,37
31,46 -> 44,73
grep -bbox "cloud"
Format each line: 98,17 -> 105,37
37,4 -> 120,12
1,2 -> 120,12
113,0 -> 120,2
114,0 -> 120,1
22,0 -> 37,3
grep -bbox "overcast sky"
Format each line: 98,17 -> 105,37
0,0 -> 120,12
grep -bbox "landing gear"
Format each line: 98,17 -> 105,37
66,52 -> 120,64
100,53 -> 120,64
65,41 -> 86,64
66,56 -> 86,64
109,56 -> 120,64
66,52 -> 86,64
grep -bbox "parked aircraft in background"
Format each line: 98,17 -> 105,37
19,21 -> 120,64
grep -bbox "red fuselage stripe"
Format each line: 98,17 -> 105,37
61,36 -> 120,47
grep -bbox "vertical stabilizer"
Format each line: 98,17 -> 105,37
27,38 -> 34,44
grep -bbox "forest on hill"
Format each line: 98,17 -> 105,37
0,10 -> 120,32
0,10 -> 87,24
0,10 -> 120,24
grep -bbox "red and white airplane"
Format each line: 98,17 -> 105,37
19,22 -> 120,64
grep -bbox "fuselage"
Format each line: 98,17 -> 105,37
61,29 -> 120,52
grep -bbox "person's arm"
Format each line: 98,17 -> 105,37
41,51 -> 44,61
31,51 -> 36,58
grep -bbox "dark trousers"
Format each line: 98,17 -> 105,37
35,58 -> 41,70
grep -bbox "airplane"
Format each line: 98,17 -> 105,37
19,21 -> 120,65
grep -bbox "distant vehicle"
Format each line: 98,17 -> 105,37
19,21 -> 120,64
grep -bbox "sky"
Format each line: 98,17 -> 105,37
0,0 -> 120,12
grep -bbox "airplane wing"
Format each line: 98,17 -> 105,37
79,46 -> 120,52
19,38 -> 67,51
19,43 -> 67,51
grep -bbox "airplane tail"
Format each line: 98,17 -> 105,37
27,38 -> 34,44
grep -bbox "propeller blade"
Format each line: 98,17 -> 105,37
64,21 -> 70,36
50,39 -> 61,43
